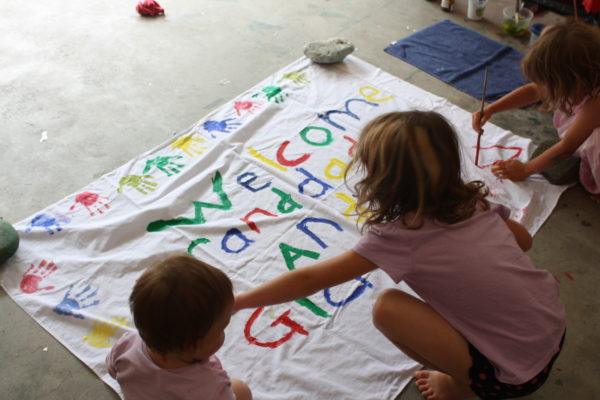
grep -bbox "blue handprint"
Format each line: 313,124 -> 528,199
25,213 -> 70,235
203,118 -> 242,138
53,284 -> 100,319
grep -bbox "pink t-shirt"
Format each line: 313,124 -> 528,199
106,331 -> 235,400
353,204 -> 565,385
554,98 -> 600,194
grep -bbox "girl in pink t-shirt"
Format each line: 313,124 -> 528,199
235,111 -> 565,400
472,19 -> 600,202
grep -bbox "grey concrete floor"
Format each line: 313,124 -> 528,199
1,0 -> 598,399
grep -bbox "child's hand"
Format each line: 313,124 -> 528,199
491,160 -> 530,181
472,109 -> 490,134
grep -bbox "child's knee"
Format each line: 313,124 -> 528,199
372,288 -> 403,327
231,378 -> 252,400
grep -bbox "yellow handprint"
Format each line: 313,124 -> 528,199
278,71 -> 310,85
82,317 -> 130,348
171,134 -> 208,157
118,175 -> 157,195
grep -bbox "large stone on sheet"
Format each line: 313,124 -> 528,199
532,139 -> 580,185
304,38 -> 355,64
0,220 -> 19,264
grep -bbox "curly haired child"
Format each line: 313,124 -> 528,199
236,111 -> 565,400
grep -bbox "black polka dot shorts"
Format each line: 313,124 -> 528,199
467,332 -> 565,399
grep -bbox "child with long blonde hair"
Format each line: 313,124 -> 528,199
235,111 -> 565,400
472,19 -> 600,202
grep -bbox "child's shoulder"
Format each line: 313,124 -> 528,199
110,330 -> 143,359
106,331 -> 143,378
581,94 -> 600,108
368,201 -> 506,234
572,95 -> 600,130
114,330 -> 140,346
436,201 -> 508,229
482,201 -> 510,220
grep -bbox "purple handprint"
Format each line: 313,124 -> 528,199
53,284 -> 100,319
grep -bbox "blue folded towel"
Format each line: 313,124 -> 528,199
384,20 -> 525,102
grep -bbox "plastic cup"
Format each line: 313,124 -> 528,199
502,7 -> 534,37
468,0 -> 488,20
529,23 -> 546,43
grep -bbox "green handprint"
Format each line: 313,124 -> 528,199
83,317 -> 130,348
252,86 -> 289,104
278,71 -> 310,85
143,156 -> 185,177
118,175 -> 157,195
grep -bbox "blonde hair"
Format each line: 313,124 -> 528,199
130,253 -> 233,354
522,19 -> 600,114
346,111 -> 488,230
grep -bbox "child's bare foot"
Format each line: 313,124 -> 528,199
413,370 -> 474,400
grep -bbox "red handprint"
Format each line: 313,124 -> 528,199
20,260 -> 57,294
69,192 -> 110,216
234,101 -> 262,116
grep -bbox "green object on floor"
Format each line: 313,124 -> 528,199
532,139 -> 580,185
0,219 -> 19,264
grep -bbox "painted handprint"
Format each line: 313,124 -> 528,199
202,118 -> 242,138
69,192 -> 110,216
142,156 -> 185,177
118,175 -> 157,195
234,101 -> 262,116
53,284 -> 100,319
20,259 -> 57,294
252,86 -> 289,103
171,134 -> 208,157
278,71 -> 310,85
25,213 -> 70,235
83,317 -> 130,348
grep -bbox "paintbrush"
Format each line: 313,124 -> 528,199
475,67 -> 489,167
515,0 -> 520,22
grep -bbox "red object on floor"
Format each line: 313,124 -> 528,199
583,0 -> 600,13
136,0 -> 165,17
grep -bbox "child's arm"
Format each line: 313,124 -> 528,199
504,219 -> 533,251
492,96 -> 600,181
472,83 -> 543,134
234,250 -> 377,312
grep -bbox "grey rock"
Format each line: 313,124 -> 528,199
304,38 -> 355,64
532,139 -> 580,185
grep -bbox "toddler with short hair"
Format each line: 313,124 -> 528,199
107,253 -> 252,400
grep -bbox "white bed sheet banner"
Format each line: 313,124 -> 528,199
1,55 -> 566,399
